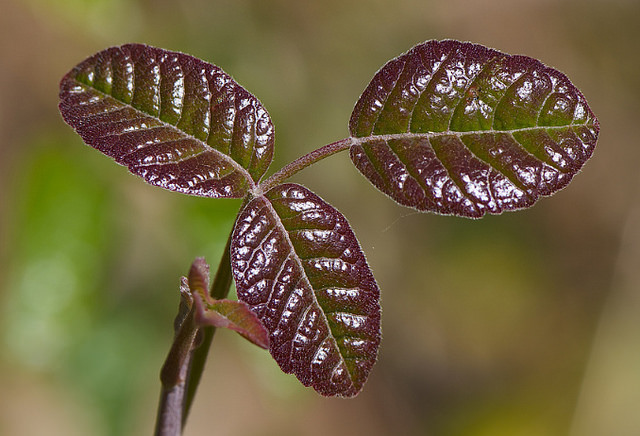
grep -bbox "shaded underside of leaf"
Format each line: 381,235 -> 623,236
194,297 -> 269,349
349,39 -> 599,218
230,183 -> 381,397
186,257 -> 269,349
59,43 -> 274,198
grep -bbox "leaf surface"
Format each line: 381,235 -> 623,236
350,40 -> 599,218
187,258 -> 269,349
230,184 -> 381,397
59,44 -> 274,198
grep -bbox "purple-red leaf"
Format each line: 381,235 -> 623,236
59,44 -> 274,198
230,184 -> 381,397
193,296 -> 269,349
186,257 -> 268,349
350,40 -> 599,218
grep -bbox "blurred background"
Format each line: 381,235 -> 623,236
1,0 -> 638,435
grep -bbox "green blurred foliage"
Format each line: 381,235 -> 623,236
1,0 -> 639,435
4,136 -> 112,371
1,131 -> 240,434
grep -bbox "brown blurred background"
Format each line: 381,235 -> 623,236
1,0 -> 638,435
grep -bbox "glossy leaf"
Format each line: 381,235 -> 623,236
59,44 -> 274,198
187,258 -> 269,349
350,40 -> 599,218
230,184 -> 381,397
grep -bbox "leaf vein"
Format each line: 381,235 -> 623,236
293,304 -> 313,344
491,67 -> 530,129
428,137 -> 479,213
448,55 -> 499,131
253,225 -> 278,261
385,139 -> 439,205
408,49 -> 451,132
507,131 -> 564,172
262,254 -> 292,315
377,57 -> 409,133
357,142 -> 394,191
460,133 -> 533,196
310,335 -> 332,370
535,78 -> 553,126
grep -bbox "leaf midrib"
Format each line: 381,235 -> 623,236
350,123 -> 591,213
260,193 -> 360,392
351,123 -> 593,144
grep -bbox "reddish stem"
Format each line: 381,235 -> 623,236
258,137 -> 353,194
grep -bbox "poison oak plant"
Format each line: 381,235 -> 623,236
58,40 -> 599,435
